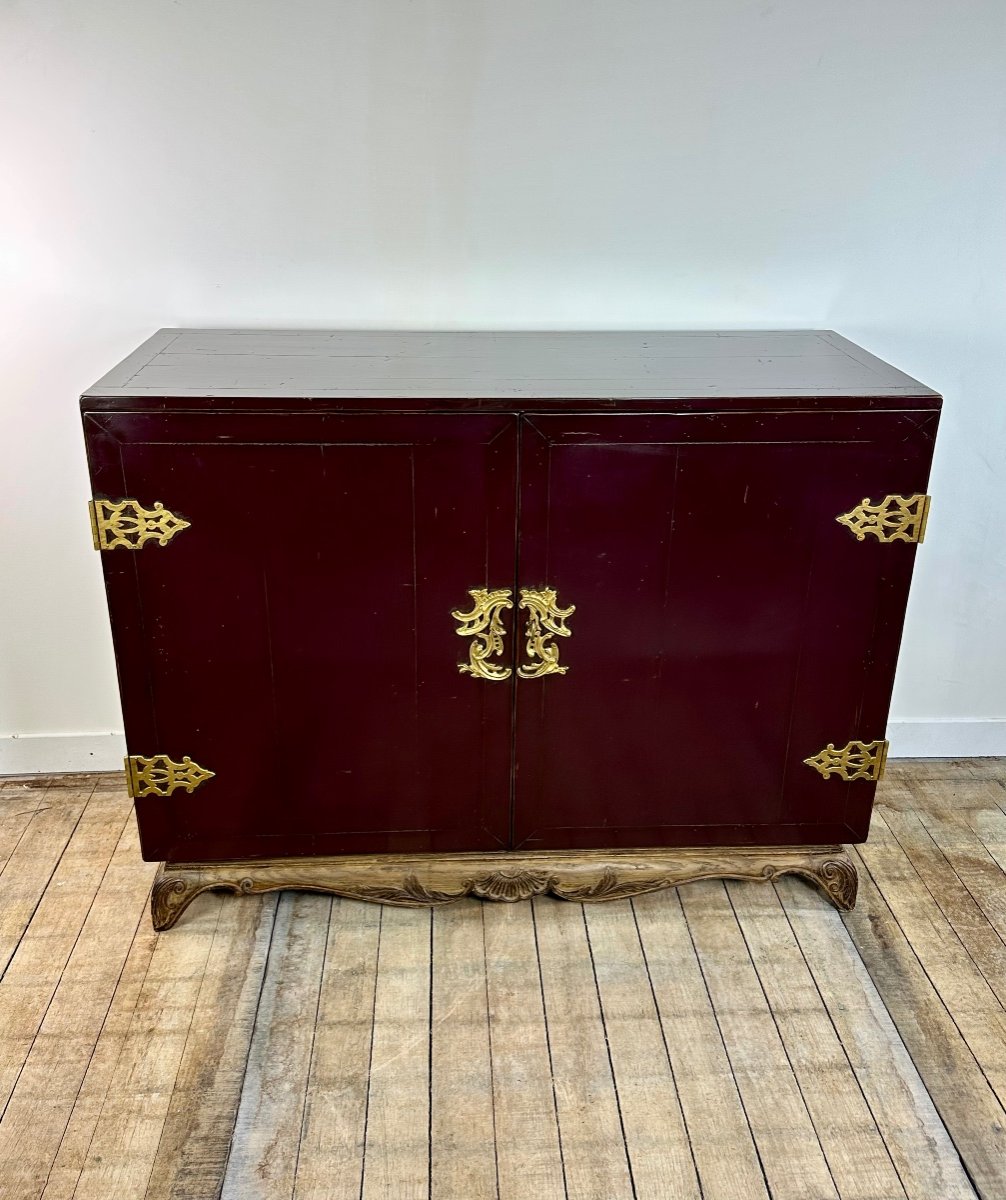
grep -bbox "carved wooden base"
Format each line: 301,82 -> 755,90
150,845 -> 857,930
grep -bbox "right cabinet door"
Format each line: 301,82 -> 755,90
512,410 -> 937,851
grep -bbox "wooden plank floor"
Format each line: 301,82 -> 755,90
1,763 -> 1005,1198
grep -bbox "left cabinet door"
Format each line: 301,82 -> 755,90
84,411 -> 519,862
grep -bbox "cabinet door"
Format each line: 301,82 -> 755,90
85,412 -> 518,862
513,411 -> 937,851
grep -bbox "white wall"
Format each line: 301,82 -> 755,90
2,0 -> 1004,769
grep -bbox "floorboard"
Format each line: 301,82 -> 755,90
220,892 -> 329,1200
681,882 -> 839,1200
1,763 -> 1005,1198
633,889 -> 770,1200
146,893 -> 278,1200
584,898 -> 700,1199
295,898 -> 381,1200
778,876 -> 975,1200
534,898 -> 635,1200
359,905 -> 431,1200
727,880 -> 906,1200
428,903 -> 497,1200
484,901 -> 565,1200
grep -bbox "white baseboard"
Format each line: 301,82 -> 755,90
0,722 -> 1004,776
0,733 -> 126,775
886,719 -> 1006,759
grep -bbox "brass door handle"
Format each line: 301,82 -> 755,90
452,588 -> 514,680
518,588 -> 575,679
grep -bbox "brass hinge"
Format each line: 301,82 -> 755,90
90,498 -> 190,551
126,754 -> 215,798
804,740 -> 889,782
836,494 -> 931,544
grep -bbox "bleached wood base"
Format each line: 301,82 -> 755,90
150,844 -> 857,930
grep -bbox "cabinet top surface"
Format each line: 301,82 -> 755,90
82,329 -> 940,410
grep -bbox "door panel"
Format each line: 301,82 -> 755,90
85,412 -> 518,862
513,411 -> 937,850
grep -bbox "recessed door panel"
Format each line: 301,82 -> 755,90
85,412 -> 518,862
512,411 -> 936,850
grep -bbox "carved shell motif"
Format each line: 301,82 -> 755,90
470,869 -> 555,902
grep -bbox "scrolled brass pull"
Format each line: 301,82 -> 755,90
452,588 -> 514,680
517,587 -> 575,679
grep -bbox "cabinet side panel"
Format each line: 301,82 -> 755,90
82,413 -> 170,858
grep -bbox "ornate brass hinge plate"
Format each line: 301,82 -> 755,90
126,754 -> 215,798
452,588 -> 514,681
518,587 -> 575,679
836,494 -> 931,544
804,740 -> 889,782
89,498 -> 190,551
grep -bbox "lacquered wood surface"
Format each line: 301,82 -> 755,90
513,410 -> 938,850
84,412 -> 518,862
82,329 -> 940,407
81,329 -> 940,864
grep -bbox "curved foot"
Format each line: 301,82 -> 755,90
151,866 -> 219,930
795,851 -> 858,911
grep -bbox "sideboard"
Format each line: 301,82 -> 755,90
80,330 -> 939,928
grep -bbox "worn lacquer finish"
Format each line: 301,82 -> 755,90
80,330 -> 939,892
82,329 -> 940,406
512,410 -> 937,850
84,411 -> 518,862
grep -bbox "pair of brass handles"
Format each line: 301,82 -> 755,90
452,587 -> 574,681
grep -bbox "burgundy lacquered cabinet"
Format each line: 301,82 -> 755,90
81,330 -> 940,928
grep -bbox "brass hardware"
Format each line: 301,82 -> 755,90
803,740 -> 889,782
836,494 -> 931,544
518,587 -> 575,679
126,754 -> 215,798
90,498 -> 190,551
452,588 -> 514,681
